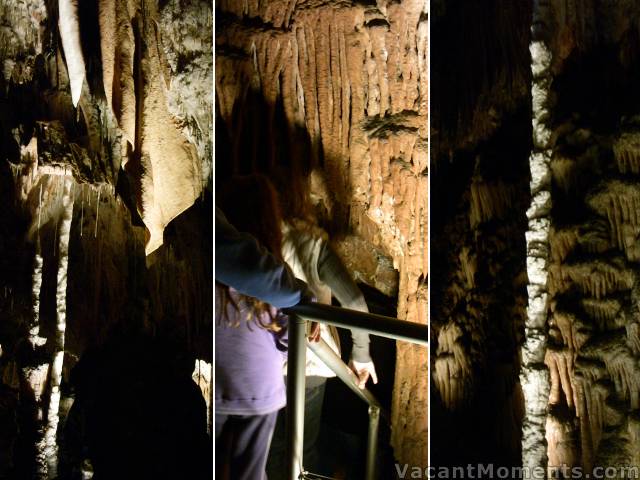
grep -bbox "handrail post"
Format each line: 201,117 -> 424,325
286,314 -> 306,480
365,406 -> 380,480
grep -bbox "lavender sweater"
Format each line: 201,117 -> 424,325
215,285 -> 287,416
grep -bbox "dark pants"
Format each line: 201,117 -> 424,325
266,377 -> 327,479
215,411 -> 279,480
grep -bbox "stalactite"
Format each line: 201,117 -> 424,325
469,179 -> 515,229
626,323 -> 640,356
575,374 -> 608,470
550,155 -> 577,193
588,183 -> 640,261
613,132 -> 640,175
458,247 -> 476,290
549,228 -> 578,263
546,415 -> 578,469
586,339 -> 640,412
545,348 -> 576,409
434,321 -> 472,409
579,297 -> 629,333
58,0 -> 85,106
520,1 -> 553,468
551,312 -> 582,353
549,260 -> 634,299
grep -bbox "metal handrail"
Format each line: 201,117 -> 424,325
284,303 -> 429,346
283,303 -> 428,480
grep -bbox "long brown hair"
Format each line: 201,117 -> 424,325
217,174 -> 284,330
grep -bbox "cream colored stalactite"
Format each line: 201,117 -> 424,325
520,10 -> 553,471
99,0 -> 136,146
469,179 -> 516,229
137,4 -> 202,255
433,321 -> 472,409
44,178 -> 74,476
58,0 -> 85,106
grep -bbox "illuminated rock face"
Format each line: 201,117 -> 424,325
0,0 -> 212,474
431,0 -> 640,471
542,1 -> 640,469
216,0 -> 428,467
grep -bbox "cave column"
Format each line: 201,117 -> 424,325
520,1 -> 553,471
23,174 -> 51,478
44,177 -> 75,476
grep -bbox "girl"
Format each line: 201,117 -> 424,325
215,175 -> 290,480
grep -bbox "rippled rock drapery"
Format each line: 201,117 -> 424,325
216,0 -> 428,467
0,0 -> 212,475
540,1 -> 640,471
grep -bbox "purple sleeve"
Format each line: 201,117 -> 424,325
215,207 -> 307,308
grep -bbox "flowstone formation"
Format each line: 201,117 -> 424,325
216,0 -> 428,467
0,0 -> 212,476
539,1 -> 640,471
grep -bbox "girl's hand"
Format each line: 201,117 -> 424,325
349,360 -> 378,389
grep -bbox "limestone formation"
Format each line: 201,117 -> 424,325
0,0 -> 212,475
216,0 -> 428,468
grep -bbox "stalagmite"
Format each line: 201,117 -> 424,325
520,1 -> 553,470
469,179 -> 514,228
28,230 -> 49,477
44,177 -> 74,476
192,359 -> 212,434
58,0 -> 85,106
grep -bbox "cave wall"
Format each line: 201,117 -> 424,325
215,0 -> 428,467
0,0 -> 212,475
